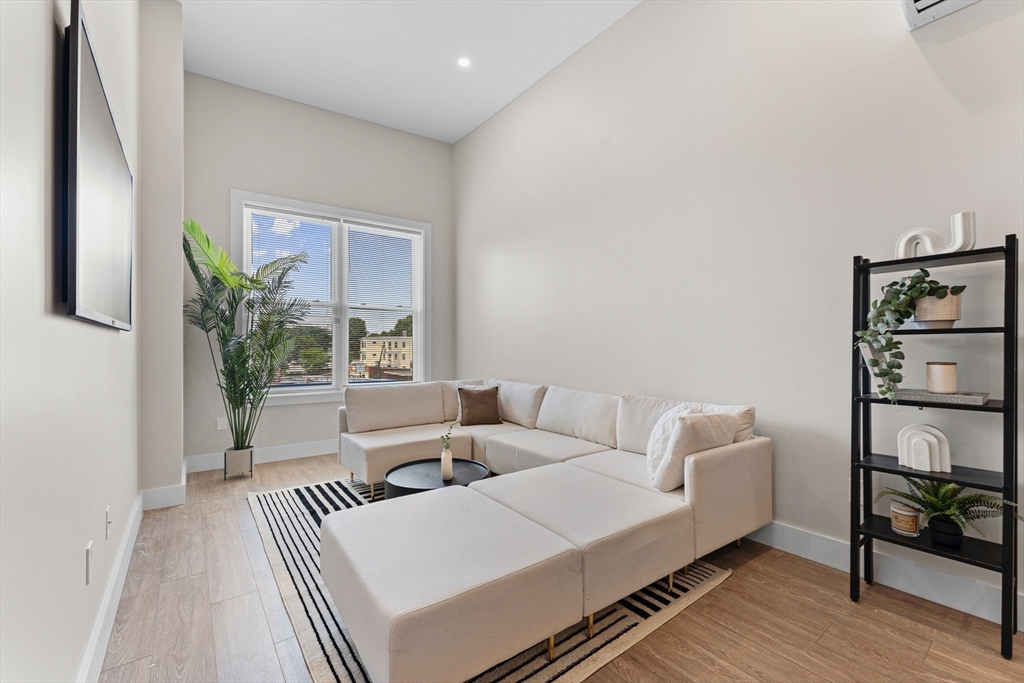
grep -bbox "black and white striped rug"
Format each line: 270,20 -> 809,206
248,479 -> 730,683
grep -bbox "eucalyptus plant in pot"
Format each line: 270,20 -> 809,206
855,269 -> 965,403
875,478 -> 1021,547
183,219 -> 310,478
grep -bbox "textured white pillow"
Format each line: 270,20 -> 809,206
647,410 -> 738,492
487,379 -> 548,428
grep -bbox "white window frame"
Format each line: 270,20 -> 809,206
231,189 -> 431,406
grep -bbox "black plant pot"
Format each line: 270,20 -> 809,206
928,517 -> 963,547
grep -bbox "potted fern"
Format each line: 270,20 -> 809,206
875,477 -> 1021,547
182,219 -> 310,478
855,269 -> 966,402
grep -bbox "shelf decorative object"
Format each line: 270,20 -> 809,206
895,211 -> 976,259
897,424 -> 950,472
890,504 -> 920,537
855,269 -> 966,402
874,477 -> 1022,549
926,361 -> 957,393
850,234 -> 1018,659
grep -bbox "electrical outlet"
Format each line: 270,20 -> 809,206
105,506 -> 111,540
86,542 -> 93,585
216,417 -> 227,431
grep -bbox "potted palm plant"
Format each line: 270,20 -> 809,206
183,219 -> 310,478
875,477 -> 1021,547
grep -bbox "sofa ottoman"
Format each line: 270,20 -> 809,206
469,464 -> 694,620
320,486 -> 583,683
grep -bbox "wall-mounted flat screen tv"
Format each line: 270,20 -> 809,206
63,0 -> 133,330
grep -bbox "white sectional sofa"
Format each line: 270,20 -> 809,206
329,378 -> 772,681
339,380 -> 771,555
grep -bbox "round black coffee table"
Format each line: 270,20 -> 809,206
384,458 -> 490,499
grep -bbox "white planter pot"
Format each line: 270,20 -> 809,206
225,447 -> 253,479
913,294 -> 961,329
441,448 -> 453,481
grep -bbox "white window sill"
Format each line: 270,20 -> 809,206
264,389 -> 345,407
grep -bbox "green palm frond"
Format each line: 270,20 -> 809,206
183,218 -> 245,289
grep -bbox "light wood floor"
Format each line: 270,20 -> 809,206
101,454 -> 1023,683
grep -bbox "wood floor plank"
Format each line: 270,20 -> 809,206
241,525 -> 296,643
211,591 -> 285,683
161,508 -> 205,583
275,638 -> 313,683
102,539 -> 162,670
203,508 -> 256,603
150,574 -> 218,683
98,656 -> 152,683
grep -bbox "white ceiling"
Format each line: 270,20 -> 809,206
181,1 -> 640,144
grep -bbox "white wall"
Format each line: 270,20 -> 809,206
138,0 -> 184,492
0,1 -> 141,680
183,74 -> 455,457
454,1 -> 1023,608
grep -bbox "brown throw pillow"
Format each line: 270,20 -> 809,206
459,386 -> 501,426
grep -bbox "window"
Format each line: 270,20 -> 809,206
233,191 -> 429,405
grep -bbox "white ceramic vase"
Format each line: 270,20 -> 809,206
913,294 -> 961,329
441,448 -> 453,481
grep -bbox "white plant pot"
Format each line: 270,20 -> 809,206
441,448 -> 453,481
913,294 -> 961,329
225,447 -> 253,479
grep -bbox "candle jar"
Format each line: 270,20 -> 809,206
926,362 -> 957,394
891,504 -> 920,537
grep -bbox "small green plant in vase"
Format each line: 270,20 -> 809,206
855,269 -> 965,403
440,423 -> 455,481
875,478 -> 1021,547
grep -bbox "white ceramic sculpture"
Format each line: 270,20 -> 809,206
897,424 -> 951,472
895,211 -> 976,259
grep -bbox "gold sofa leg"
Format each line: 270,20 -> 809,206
683,565 -> 689,575
350,472 -> 354,482
547,635 -> 555,661
370,483 -> 376,501
736,538 -> 742,548
668,573 -> 674,592
587,614 -> 594,638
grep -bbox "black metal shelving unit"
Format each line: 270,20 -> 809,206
850,234 -> 1018,659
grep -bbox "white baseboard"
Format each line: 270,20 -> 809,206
141,460 -> 187,511
185,437 -> 337,474
746,520 -> 1023,625
76,493 -> 143,682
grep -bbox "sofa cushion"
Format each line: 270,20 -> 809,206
648,412 -> 738,492
535,386 -> 619,448
320,486 -> 583,683
439,379 -> 485,422
459,386 -> 502,425
455,421 -> 528,462
470,464 -> 694,615
344,382 -> 444,434
678,401 -> 756,442
487,379 -> 548,428
340,423 -> 471,484
483,429 -> 610,474
616,394 -> 681,455
566,450 -> 688,502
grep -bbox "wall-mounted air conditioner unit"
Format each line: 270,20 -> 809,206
900,0 -> 979,30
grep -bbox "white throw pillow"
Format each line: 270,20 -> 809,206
647,410 -> 738,492
487,379 -> 548,428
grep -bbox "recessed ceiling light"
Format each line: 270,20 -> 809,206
458,57 -> 471,67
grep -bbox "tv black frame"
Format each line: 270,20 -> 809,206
62,0 -> 134,331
